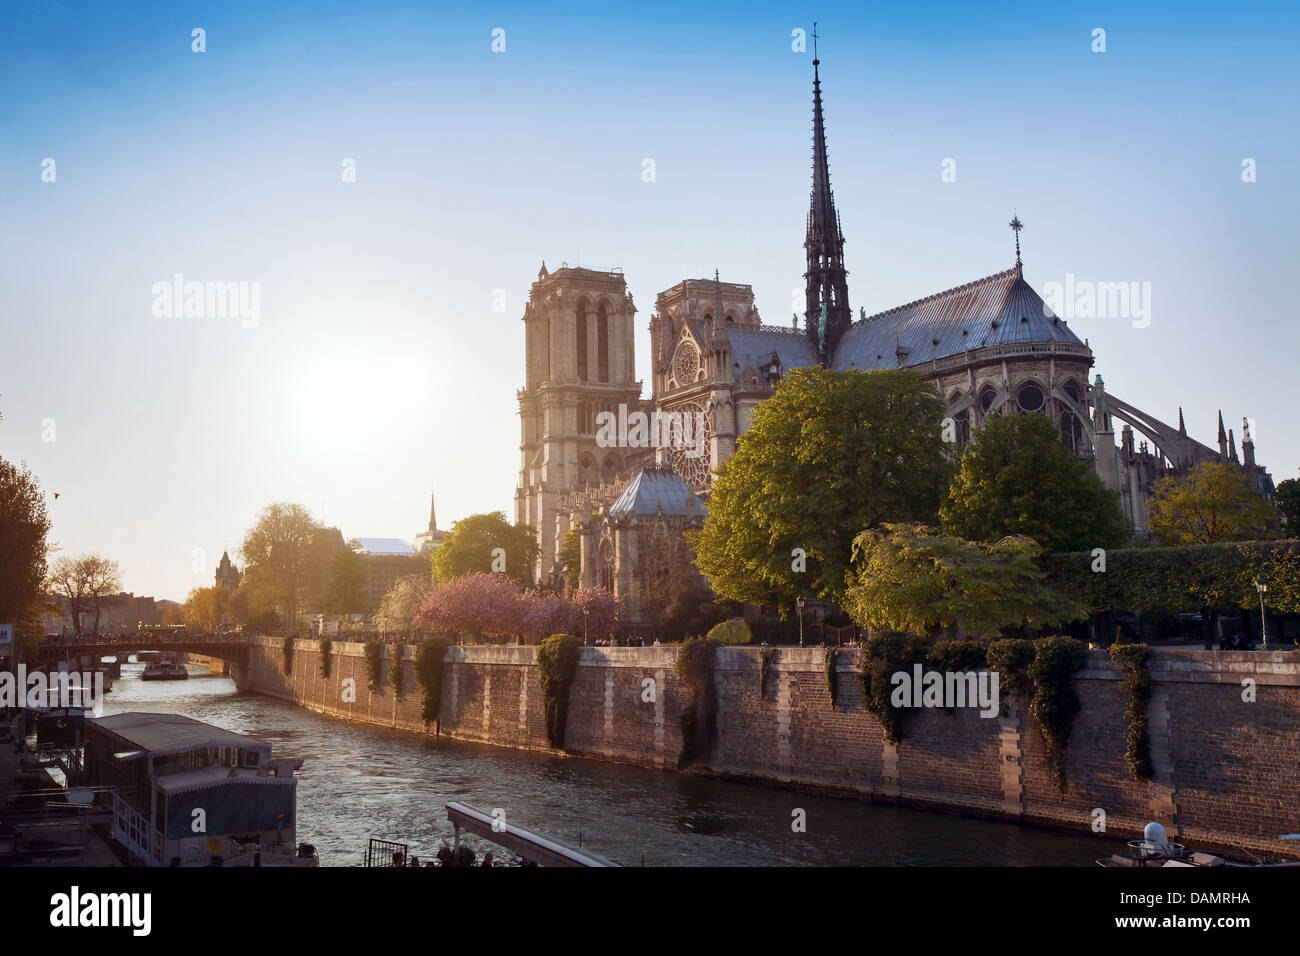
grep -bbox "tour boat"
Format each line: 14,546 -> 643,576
1097,822 -> 1300,867
85,712 -> 319,866
140,660 -> 189,681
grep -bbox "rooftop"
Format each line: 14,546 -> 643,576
90,712 -> 270,759
348,537 -> 417,556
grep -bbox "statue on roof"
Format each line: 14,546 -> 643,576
792,312 -> 798,330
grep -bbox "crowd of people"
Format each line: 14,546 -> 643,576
391,847 -> 537,868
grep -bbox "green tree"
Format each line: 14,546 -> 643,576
240,502 -> 322,631
695,367 -> 953,609
432,512 -> 539,587
376,574 -> 433,634
1269,477 -> 1298,537
559,527 -> 582,589
0,456 -> 53,657
942,412 -> 1128,554
326,549 -> 370,615
843,523 -> 1076,639
1145,461 -> 1277,545
181,586 -> 229,632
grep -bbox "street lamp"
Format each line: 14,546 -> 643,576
796,594 -> 806,647
1255,576 -> 1269,648
582,606 -> 590,646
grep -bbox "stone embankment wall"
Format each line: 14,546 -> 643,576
239,638 -> 1300,856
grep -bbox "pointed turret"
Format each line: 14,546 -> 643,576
1242,417 -> 1256,469
1178,407 -> 1186,437
803,24 -> 852,361
1218,410 -> 1227,457
1228,428 -> 1239,464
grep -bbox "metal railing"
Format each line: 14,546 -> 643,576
365,837 -> 410,867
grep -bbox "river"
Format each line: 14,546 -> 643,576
99,659 -> 1120,866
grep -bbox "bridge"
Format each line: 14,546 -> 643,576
28,636 -> 252,670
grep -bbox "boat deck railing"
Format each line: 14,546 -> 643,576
445,801 -> 617,867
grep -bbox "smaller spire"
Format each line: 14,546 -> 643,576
1178,407 -> 1186,437
1228,428 -> 1239,463
1009,213 -> 1024,274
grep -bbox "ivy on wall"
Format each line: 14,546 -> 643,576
1110,643 -> 1154,781
364,639 -> 384,694
389,643 -> 406,698
282,635 -> 295,676
416,636 -> 451,729
537,634 -> 584,749
823,647 -> 840,709
319,637 -> 332,680
676,638 -> 719,768
758,647 -> 776,698
855,632 -> 929,744
1027,637 -> 1088,795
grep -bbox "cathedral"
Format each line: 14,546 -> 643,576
515,52 -> 1274,625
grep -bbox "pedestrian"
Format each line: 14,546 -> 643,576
481,852 -> 494,868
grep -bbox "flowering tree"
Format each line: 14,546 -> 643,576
521,590 -> 577,642
570,588 -> 626,642
415,573 -> 524,642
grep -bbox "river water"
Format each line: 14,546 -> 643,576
99,659 -> 1119,866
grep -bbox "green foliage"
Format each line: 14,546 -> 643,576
823,647 -> 840,709
1110,643 -> 1154,781
326,549 -> 371,615
432,512 -> 540,587
282,634 -> 295,675
707,617 -> 752,645
537,634 -> 584,749
845,523 -> 1078,638
694,367 -> 953,610
416,636 -> 451,726
1146,461 -> 1278,544
986,638 -> 1036,706
927,640 -> 987,673
363,639 -> 384,694
942,412 -> 1128,554
388,643 -> 405,697
675,638 -> 719,768
1044,539 -> 1300,617
1028,637 -> 1088,795
0,456 -> 53,658
758,646 -> 776,698
855,631 -> 930,744
1276,479 -> 1300,535
560,527 -> 583,589
318,637 -> 332,679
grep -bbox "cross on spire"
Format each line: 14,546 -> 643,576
812,21 -> 819,62
1009,213 -> 1024,270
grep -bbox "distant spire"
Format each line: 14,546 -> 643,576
1228,428 -> 1239,463
1009,213 -> 1024,274
428,491 -> 437,532
1218,410 -> 1227,456
1178,407 -> 1186,437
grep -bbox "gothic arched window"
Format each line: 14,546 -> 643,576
597,302 -> 610,383
575,300 -> 589,382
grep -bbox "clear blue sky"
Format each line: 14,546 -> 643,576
2,0 -> 1296,601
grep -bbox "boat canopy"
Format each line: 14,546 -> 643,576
89,712 -> 272,760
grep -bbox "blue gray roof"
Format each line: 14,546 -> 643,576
830,268 -> 1084,372
348,537 -> 416,555
725,326 -> 820,377
609,468 -> 706,519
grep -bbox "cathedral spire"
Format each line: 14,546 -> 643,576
1009,214 -> 1024,276
428,491 -> 438,532
803,22 -> 851,362
1218,409 -> 1227,457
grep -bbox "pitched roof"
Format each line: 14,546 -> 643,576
609,467 -> 706,519
348,537 -> 416,555
830,268 -> 1085,372
90,712 -> 270,758
725,326 -> 820,377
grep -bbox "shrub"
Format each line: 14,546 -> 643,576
318,637 -> 332,679
389,643 -> 406,697
1028,637 -> 1088,795
537,634 -> 584,749
856,631 -> 930,743
824,647 -> 840,709
707,617 -> 752,645
1110,643 -> 1154,781
363,639 -> 384,694
416,636 -> 451,727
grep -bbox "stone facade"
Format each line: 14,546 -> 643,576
244,638 -> 1300,858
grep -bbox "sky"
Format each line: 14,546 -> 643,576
1,0 -> 1297,602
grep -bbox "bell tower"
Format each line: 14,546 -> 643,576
516,263 -> 643,584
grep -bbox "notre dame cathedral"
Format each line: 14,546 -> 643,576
515,52 -> 1274,624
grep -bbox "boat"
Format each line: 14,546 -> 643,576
1097,822 -> 1300,867
140,660 -> 188,681
84,712 -> 319,866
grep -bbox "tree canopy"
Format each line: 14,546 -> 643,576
843,523 -> 1077,639
326,549 -> 370,615
1275,477 -> 1300,535
0,456 -> 52,655
694,367 -> 953,610
1144,461 -> 1278,545
431,512 -> 539,587
941,412 -> 1128,554
240,502 -> 321,631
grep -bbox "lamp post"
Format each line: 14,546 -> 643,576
796,594 -> 806,647
583,606 -> 590,646
1255,576 -> 1269,648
